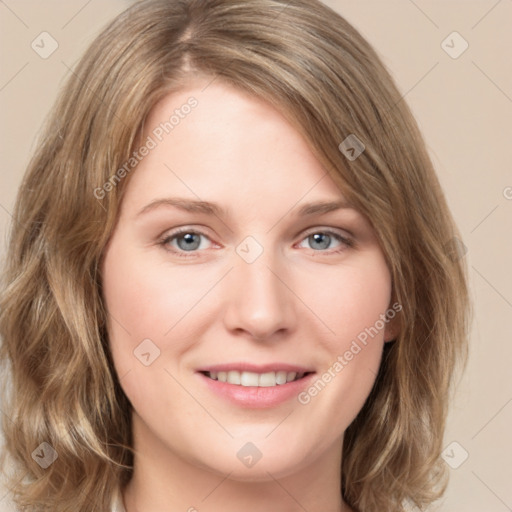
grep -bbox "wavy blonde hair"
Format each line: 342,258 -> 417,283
0,0 -> 470,510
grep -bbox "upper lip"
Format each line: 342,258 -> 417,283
197,362 -> 315,374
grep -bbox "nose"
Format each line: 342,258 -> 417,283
222,251 -> 297,341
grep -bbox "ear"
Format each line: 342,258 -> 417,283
384,316 -> 400,342
383,298 -> 402,343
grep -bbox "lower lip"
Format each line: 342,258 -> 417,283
197,372 -> 316,408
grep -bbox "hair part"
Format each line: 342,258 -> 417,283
0,1 -> 471,510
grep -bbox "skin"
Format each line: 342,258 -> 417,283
101,79 -> 398,512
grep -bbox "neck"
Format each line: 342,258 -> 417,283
122,413 -> 353,512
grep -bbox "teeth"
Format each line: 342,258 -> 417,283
240,371 -> 259,387
275,371 -> 287,385
227,370 -> 241,385
258,372 -> 276,387
287,372 -> 297,382
207,370 -> 305,387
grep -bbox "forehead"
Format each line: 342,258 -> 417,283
120,81 -> 350,219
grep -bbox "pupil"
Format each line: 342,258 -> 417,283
311,233 -> 330,250
178,233 -> 200,251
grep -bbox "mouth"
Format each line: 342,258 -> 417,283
199,370 -> 314,387
196,363 -> 316,408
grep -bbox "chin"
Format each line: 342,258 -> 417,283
194,439 -> 313,482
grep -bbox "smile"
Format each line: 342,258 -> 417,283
196,365 -> 316,408
202,370 -> 310,387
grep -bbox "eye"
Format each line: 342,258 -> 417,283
158,227 -> 354,258
297,230 -> 353,253
159,228 -> 214,256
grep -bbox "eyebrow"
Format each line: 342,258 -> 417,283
136,197 -> 355,218
137,198 -> 224,217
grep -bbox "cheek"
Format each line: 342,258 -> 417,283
102,241 -> 207,334
294,255 -> 392,431
306,254 -> 392,348
299,255 -> 391,393
101,238 -> 221,379
101,241 -> 189,409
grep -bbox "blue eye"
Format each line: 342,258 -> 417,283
160,229 -> 212,256
159,228 -> 354,258
298,231 -> 353,252
174,232 -> 202,251
307,232 -> 335,250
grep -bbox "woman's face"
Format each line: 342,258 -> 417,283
102,80 -> 396,480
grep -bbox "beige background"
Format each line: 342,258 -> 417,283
0,1 -> 511,510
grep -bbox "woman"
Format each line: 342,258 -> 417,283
0,1 -> 470,511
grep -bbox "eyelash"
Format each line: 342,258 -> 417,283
158,227 -> 355,259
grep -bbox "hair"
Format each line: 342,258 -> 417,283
0,0 -> 471,510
